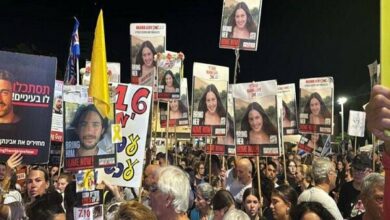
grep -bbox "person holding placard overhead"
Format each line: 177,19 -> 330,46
303,92 -> 331,125
135,40 -> 157,78
227,2 -> 257,39
241,102 -> 277,145
197,84 -> 226,126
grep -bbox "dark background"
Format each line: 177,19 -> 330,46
0,0 -> 380,138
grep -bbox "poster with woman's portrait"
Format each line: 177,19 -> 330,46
278,84 -> 298,135
299,77 -> 334,135
130,23 -> 166,90
156,52 -> 182,100
219,0 -> 263,51
64,98 -> 117,171
298,133 -> 331,157
191,77 -> 228,137
0,51 -> 56,164
232,81 -> 280,156
160,78 -> 189,127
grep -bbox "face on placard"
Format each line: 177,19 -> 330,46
310,97 -> 321,116
77,111 -> 105,150
248,109 -> 263,132
169,100 -> 179,112
311,134 -> 320,143
206,91 -> 217,113
27,169 -> 49,199
235,8 -> 247,29
55,97 -> 62,109
0,79 -> 13,119
142,47 -> 154,67
244,195 -> 260,217
165,73 -> 173,87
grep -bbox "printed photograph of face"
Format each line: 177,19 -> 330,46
193,77 -> 228,126
280,92 -> 297,129
300,89 -> 332,125
159,70 -> 180,93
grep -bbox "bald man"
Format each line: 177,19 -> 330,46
228,157 -> 253,205
144,164 -> 160,188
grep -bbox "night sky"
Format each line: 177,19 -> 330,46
0,0 -> 380,122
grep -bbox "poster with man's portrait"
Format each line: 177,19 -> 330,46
64,100 -> 116,171
277,84 -> 298,135
130,23 -> 166,90
299,77 -> 334,135
51,80 -> 63,143
232,80 -> 280,156
0,51 -> 56,164
160,78 -> 189,127
156,52 -> 182,100
219,0 -> 263,51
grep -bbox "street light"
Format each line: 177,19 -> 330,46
337,97 -> 348,141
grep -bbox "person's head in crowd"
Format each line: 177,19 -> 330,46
227,157 -> 236,170
311,157 -> 337,192
194,183 -> 215,217
149,165 -> 190,219
114,200 -> 157,220
136,40 -> 157,76
359,173 -> 384,220
205,155 -> 222,177
290,201 -> 335,220
0,202 -> 27,220
223,208 -> 250,220
287,160 -> 297,177
295,164 -> 312,188
0,70 -> 20,124
265,160 -> 278,184
210,175 -> 223,191
49,165 -> 59,178
27,166 -> 50,202
26,190 -> 65,220
179,158 -> 188,169
71,104 -> 109,157
56,173 -> 72,193
336,159 -> 344,172
161,70 -> 179,92
212,189 -> 236,220
270,185 -> 298,220
195,160 -> 205,178
144,164 -> 160,189
226,1 -> 257,39
63,181 -> 77,220
351,154 -> 373,190
236,158 -> 253,186
303,92 -> 331,125
0,162 -> 6,181
197,84 -> 226,126
241,102 -> 277,144
293,154 -> 301,166
242,188 -> 262,220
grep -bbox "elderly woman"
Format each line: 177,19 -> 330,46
190,183 -> 215,220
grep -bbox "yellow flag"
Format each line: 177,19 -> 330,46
89,10 -> 111,119
382,0 -> 390,87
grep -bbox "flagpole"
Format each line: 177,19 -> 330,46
76,59 -> 80,85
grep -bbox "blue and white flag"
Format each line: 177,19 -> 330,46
64,17 -> 80,85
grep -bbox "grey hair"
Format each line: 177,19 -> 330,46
157,166 -> 190,213
223,209 -> 250,220
197,183 -> 215,201
311,157 -> 333,184
360,173 -> 384,198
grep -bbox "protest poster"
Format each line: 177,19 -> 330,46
298,133 -> 331,157
130,23 -> 166,89
83,61 -> 121,85
299,77 -> 334,135
0,51 -> 56,164
97,83 -> 152,188
156,51 -> 182,99
206,85 -> 236,155
75,169 -> 96,192
191,63 -> 229,137
159,78 -> 189,127
277,83 -> 298,135
51,80 -> 64,143
49,142 -> 61,165
219,0 -> 263,51
232,80 -> 280,156
367,60 -> 380,88
74,205 -> 103,220
348,110 -> 366,137
63,87 -> 117,170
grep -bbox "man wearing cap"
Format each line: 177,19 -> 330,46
338,154 -> 373,219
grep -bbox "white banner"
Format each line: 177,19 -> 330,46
97,83 -> 152,187
348,110 -> 366,137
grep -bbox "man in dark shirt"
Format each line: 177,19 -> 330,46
338,154 -> 372,219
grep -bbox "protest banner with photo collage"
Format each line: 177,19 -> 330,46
299,77 -> 334,135
156,51 -> 182,100
0,51 -> 56,164
97,83 -> 152,188
232,80 -> 280,156
219,0 -> 263,51
191,62 -> 229,137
